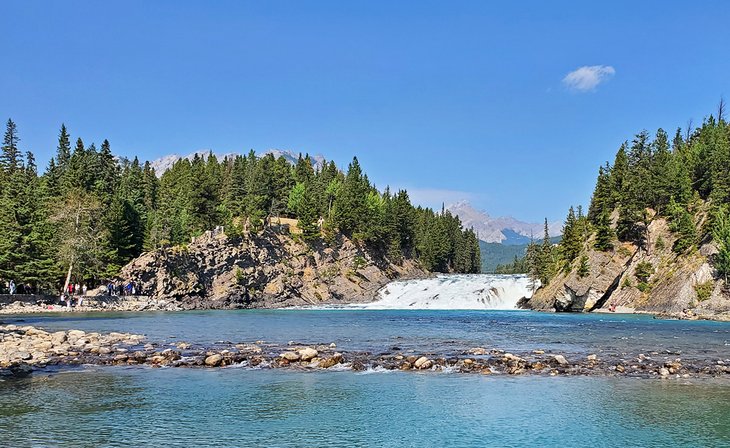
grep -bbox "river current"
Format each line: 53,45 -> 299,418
1,275 -> 729,446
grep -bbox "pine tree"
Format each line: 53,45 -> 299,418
577,254 -> 590,278
668,197 -> 696,254
297,185 -> 320,243
650,128 -> 673,212
0,120 -> 25,281
537,218 -> 555,284
594,210 -> 614,251
332,157 -> 369,236
588,163 -> 612,224
56,124 -> 72,172
560,206 -> 581,263
609,143 -> 629,207
713,206 -> 730,284
0,119 -> 21,175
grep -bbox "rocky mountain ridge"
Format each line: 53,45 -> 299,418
447,201 -> 562,244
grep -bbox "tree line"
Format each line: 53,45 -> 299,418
0,120 -> 481,293
498,101 -> 730,285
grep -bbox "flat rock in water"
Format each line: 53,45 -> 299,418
298,347 -> 318,362
280,352 -> 300,361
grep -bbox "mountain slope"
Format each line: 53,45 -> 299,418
480,241 -> 527,273
525,207 -> 730,320
447,201 -> 561,243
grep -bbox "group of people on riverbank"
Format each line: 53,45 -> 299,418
1,280 -> 36,295
59,281 -> 89,308
106,280 -> 139,297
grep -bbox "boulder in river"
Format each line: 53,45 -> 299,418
204,354 -> 223,367
298,347 -> 318,362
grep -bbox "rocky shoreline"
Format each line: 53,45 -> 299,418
2,324 -> 728,380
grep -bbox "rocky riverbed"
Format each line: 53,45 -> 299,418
2,324 -> 729,380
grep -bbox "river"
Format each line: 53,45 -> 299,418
1,275 -> 729,446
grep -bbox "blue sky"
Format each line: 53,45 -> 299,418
2,1 -> 729,222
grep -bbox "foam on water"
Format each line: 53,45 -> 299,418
354,274 -> 537,310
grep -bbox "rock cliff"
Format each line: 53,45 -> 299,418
526,210 -> 730,320
100,227 -> 427,309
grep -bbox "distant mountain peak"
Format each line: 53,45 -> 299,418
447,201 -> 561,244
150,149 -> 326,177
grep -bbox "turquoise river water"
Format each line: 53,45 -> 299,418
1,309 -> 729,447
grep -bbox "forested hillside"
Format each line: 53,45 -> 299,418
0,120 -> 480,293
520,102 -> 730,317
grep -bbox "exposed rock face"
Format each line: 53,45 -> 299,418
527,213 -> 730,319
98,228 -> 426,309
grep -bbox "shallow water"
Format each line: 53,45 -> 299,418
5,309 -> 730,362
1,368 -> 729,447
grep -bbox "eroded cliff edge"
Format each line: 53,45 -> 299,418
98,228 -> 427,309
525,214 -> 730,320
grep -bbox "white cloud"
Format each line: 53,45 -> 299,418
562,65 -> 615,92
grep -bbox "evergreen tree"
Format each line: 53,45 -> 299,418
332,157 -> 369,236
537,218 -> 555,284
55,124 -> 72,172
609,143 -> 629,207
297,185 -> 320,242
560,206 -> 581,263
713,206 -> 730,283
588,163 -> 612,224
667,197 -> 696,254
650,128 -> 673,212
593,210 -> 614,251
0,119 -> 21,175
577,255 -> 590,278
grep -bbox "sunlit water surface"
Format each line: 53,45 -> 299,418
2,309 -> 730,446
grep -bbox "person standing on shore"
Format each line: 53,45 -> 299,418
9,280 -> 16,295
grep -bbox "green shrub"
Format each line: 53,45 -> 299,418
694,281 -> 714,302
655,235 -> 665,251
634,261 -> 654,283
352,255 -> 367,271
235,268 -> 246,286
617,246 -> 632,258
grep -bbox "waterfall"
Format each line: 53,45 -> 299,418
357,274 -> 537,310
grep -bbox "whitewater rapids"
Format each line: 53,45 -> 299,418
351,274 -> 537,310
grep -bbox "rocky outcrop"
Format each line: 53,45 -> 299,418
526,211 -> 730,320
94,227 -> 426,309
